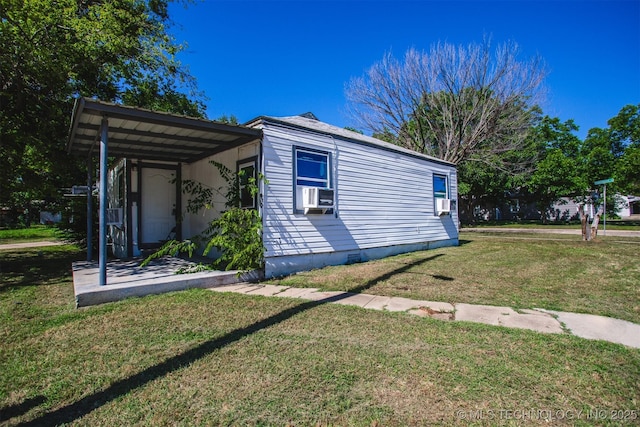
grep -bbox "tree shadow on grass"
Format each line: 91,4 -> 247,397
0,248 -> 82,293
0,396 -> 46,422
15,253 -> 444,426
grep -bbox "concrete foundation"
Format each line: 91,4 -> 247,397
72,257 -> 261,307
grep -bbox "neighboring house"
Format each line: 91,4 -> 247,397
546,195 -> 640,220
460,194 -> 638,224
617,195 -> 640,217
68,98 -> 459,280
546,197 -> 583,222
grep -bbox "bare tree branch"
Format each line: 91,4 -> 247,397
345,39 -> 547,168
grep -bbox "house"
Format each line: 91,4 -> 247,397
67,98 -> 458,282
618,195 -> 640,217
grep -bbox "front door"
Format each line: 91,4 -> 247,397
141,167 -> 177,246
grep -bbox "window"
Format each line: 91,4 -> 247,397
296,148 -> 330,188
294,147 -> 333,213
433,174 -> 448,199
238,158 -> 257,209
509,199 -> 520,214
433,174 -> 449,215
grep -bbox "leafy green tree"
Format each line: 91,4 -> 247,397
0,0 -> 205,225
457,160 -> 510,221
610,104 -> 640,194
215,114 -> 240,125
581,128 -> 616,189
526,117 -> 586,221
608,104 -> 639,150
616,145 -> 640,195
578,105 -> 639,215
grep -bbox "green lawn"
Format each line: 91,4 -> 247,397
268,231 -> 640,324
0,225 -> 60,244
1,241 -> 639,426
462,220 -> 640,230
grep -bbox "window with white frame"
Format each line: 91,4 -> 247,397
295,148 -> 330,188
294,147 -> 333,212
433,174 -> 449,215
238,158 -> 257,209
433,174 -> 448,199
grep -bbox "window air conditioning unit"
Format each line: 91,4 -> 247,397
436,198 -> 451,215
106,208 -> 124,226
302,187 -> 334,213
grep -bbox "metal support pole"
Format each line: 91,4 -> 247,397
87,155 -> 93,262
603,184 -> 607,236
99,117 -> 108,286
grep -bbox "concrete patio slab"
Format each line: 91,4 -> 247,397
72,258 -> 260,307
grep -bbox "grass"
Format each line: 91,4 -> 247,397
268,232 -> 640,324
1,242 -> 640,425
0,225 -> 61,244
462,220 -> 640,230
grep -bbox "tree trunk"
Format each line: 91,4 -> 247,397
590,210 -> 602,239
579,204 -> 589,241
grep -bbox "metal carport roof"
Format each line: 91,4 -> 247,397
66,97 -> 263,287
67,97 -> 262,163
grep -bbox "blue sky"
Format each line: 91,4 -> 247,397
168,0 -> 639,139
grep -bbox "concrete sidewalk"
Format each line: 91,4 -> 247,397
208,283 -> 640,349
462,227 -> 640,238
0,240 -> 66,250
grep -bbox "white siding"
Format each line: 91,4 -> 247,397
548,197 -> 581,221
181,142 -> 260,241
261,121 -> 458,274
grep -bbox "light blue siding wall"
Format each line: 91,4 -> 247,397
261,121 -> 458,278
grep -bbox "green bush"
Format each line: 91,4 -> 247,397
142,160 -> 266,272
